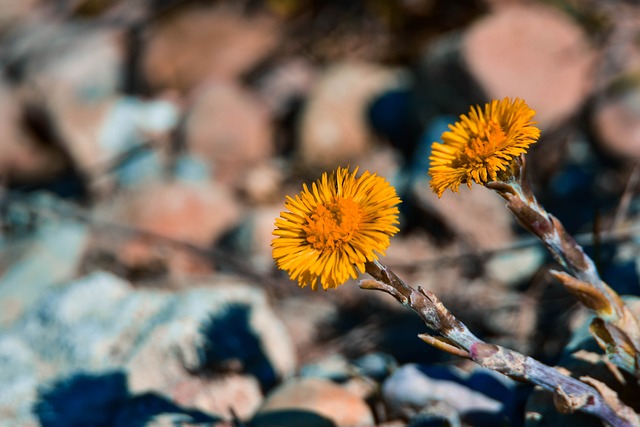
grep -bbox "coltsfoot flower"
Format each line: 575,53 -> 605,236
429,97 -> 540,197
272,167 -> 401,290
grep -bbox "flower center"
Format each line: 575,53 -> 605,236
465,120 -> 507,160
304,197 -> 363,251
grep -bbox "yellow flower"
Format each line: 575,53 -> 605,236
272,167 -> 401,290
428,98 -> 540,197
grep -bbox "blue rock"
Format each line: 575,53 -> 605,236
383,363 -> 519,422
352,351 -> 397,381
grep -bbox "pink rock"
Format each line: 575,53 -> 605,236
592,6 -> 640,159
464,4 -> 596,128
275,296 -> 338,362
171,374 -> 263,420
102,180 -> 241,276
142,5 -> 280,92
238,162 -> 285,205
595,91 -> 640,159
253,377 -> 375,427
186,82 -> 274,188
298,62 -> 402,171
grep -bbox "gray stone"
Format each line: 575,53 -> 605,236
0,220 -> 89,327
0,271 -> 295,425
382,364 -> 505,417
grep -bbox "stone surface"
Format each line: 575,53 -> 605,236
383,364 -> 512,419
352,352 -> 398,382
0,0 -> 41,33
0,271 -> 295,425
127,277 -> 297,393
274,296 -> 339,362
413,179 -> 516,250
594,88 -> 640,159
142,4 -> 280,92
485,246 -> 546,286
253,377 -> 375,427
300,354 -> 351,382
168,374 -> 262,420
249,205 -> 286,273
0,220 -> 89,327
18,25 -> 127,177
0,82 -> 69,185
298,61 -> 402,170
186,81 -> 274,188
99,179 -> 241,276
463,4 -> 596,128
591,5 -> 640,159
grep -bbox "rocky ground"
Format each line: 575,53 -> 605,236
1,1 -> 640,426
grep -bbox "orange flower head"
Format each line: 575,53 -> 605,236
272,167 -> 401,290
429,98 -> 540,197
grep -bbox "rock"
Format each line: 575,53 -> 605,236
273,296 -> 338,361
98,180 -> 241,277
0,271 -> 295,425
239,163 -> 285,205
485,246 -> 546,286
186,81 -> 274,188
7,22 -> 123,103
463,4 -> 596,128
382,364 -> 514,420
298,61 -> 404,171
6,23 -> 140,190
252,377 -> 375,427
59,94 -> 180,194
142,4 -> 280,92
243,204 -> 288,273
3,22 -> 182,193
81,96 -> 181,193
0,0 -> 41,34
97,97 -> 181,176
413,179 -> 516,251
253,57 -> 317,117
126,277 -> 296,392
352,352 -> 398,382
407,402 -> 461,427
0,81 -> 69,186
300,354 -> 351,382
19,272 -> 164,371
168,374 -> 262,420
0,334 -> 40,423
0,219 -> 89,327
594,86 -> 640,159
591,6 -> 640,159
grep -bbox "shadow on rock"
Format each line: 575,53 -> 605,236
198,303 -> 277,391
252,409 -> 337,427
34,371 -> 221,427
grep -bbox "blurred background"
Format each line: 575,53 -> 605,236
1,0 -> 640,426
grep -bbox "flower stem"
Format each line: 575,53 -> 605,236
361,261 -> 638,427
